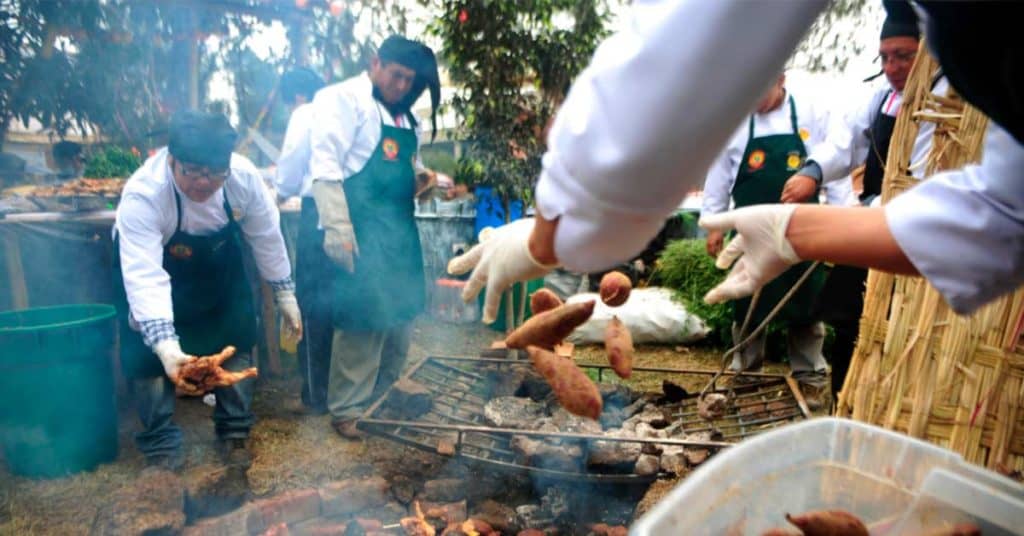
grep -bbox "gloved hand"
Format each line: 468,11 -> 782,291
153,338 -> 197,386
700,204 -> 801,304
312,179 -> 358,273
447,218 -> 558,324
275,290 -> 303,342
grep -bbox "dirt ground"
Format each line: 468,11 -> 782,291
0,316 -> 786,535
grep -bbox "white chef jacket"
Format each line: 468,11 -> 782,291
114,148 -> 292,329
275,102 -> 316,198
534,0 -> 828,272
700,89 -> 851,218
308,73 -> 423,183
886,123 -> 1024,315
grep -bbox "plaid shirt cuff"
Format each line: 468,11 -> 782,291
138,319 -> 178,347
269,277 -> 295,293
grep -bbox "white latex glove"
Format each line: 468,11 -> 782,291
312,180 -> 358,273
699,204 -> 801,304
275,290 -> 303,342
153,339 -> 196,384
447,218 -> 558,324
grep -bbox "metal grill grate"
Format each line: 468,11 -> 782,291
358,355 -> 810,484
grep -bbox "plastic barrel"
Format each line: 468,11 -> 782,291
0,304 -> 119,478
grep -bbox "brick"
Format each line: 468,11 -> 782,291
183,503 -> 260,536
319,477 -> 389,518
254,489 -> 321,528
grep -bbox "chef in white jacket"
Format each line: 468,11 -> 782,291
701,74 -> 840,406
113,111 -> 302,471
275,67 -> 332,416
449,0 -> 1024,339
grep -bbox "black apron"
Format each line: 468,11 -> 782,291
861,90 -> 897,203
329,107 -> 425,331
731,95 -> 826,328
113,189 -> 259,379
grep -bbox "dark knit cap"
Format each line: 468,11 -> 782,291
378,35 -> 441,141
881,0 -> 920,40
167,111 -> 237,170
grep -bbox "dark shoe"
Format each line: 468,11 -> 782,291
283,397 -> 328,416
727,371 -> 766,387
331,419 -> 364,440
798,382 -> 832,412
218,438 -> 252,469
145,453 -> 183,472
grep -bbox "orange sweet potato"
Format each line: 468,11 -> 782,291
599,271 -> 632,307
505,300 -> 595,349
529,288 -> 563,314
785,510 -> 868,536
527,345 -> 602,419
604,316 -> 633,378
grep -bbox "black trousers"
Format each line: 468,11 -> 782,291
813,265 -> 868,395
295,198 -> 334,412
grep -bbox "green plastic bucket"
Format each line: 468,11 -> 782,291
0,304 -> 119,478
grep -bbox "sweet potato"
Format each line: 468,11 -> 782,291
604,316 -> 634,378
505,300 -> 595,349
909,524 -> 981,536
529,288 -> 563,314
697,393 -> 728,421
785,510 -> 868,536
526,345 -> 603,419
599,271 -> 632,307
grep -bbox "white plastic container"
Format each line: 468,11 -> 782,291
889,467 -> 1024,536
631,418 -> 1020,535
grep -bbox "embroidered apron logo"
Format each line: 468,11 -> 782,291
786,151 -> 803,170
382,138 -> 399,161
232,208 -> 244,221
168,243 -> 192,259
747,149 -> 766,171
799,127 -> 811,141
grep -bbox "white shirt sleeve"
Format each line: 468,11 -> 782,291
116,192 -> 174,322
534,0 -> 827,272
309,86 -> 361,183
886,123 -> 1024,315
276,104 -> 313,197
700,128 -> 743,218
233,167 -> 292,283
807,88 -> 879,184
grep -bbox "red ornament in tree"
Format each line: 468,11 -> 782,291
329,0 -> 344,17
458,8 -> 468,24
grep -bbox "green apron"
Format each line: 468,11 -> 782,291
731,95 -> 826,327
112,189 -> 259,379
330,106 -> 425,331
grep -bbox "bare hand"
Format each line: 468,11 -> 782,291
781,175 -> 818,204
705,229 -> 725,258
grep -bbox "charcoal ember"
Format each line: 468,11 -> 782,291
391,474 -> 419,505
533,417 -> 561,434
659,446 -> 688,475
550,407 -> 603,435
634,454 -> 660,476
660,380 -> 690,403
484,365 -> 530,399
590,523 -> 629,536
484,397 -> 545,428
625,406 -> 669,429
510,436 -> 582,472
515,504 -> 553,530
539,488 -> 571,521
422,500 -> 468,525
697,393 -> 729,421
683,431 -> 716,466
634,422 -> 667,439
421,479 -> 466,503
472,500 -> 516,533
587,435 -> 642,468
598,383 -> 636,409
385,379 -> 433,419
515,368 -> 553,401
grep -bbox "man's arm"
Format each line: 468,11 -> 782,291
534,0 -> 827,272
700,136 -> 741,257
115,193 -> 177,347
275,105 -> 313,198
308,87 -> 359,184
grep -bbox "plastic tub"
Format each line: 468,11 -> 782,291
888,467 -> 1024,536
631,418 -> 967,535
0,304 -> 119,478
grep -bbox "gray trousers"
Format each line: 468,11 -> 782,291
729,321 -> 829,386
327,324 -> 413,421
132,350 -> 255,460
